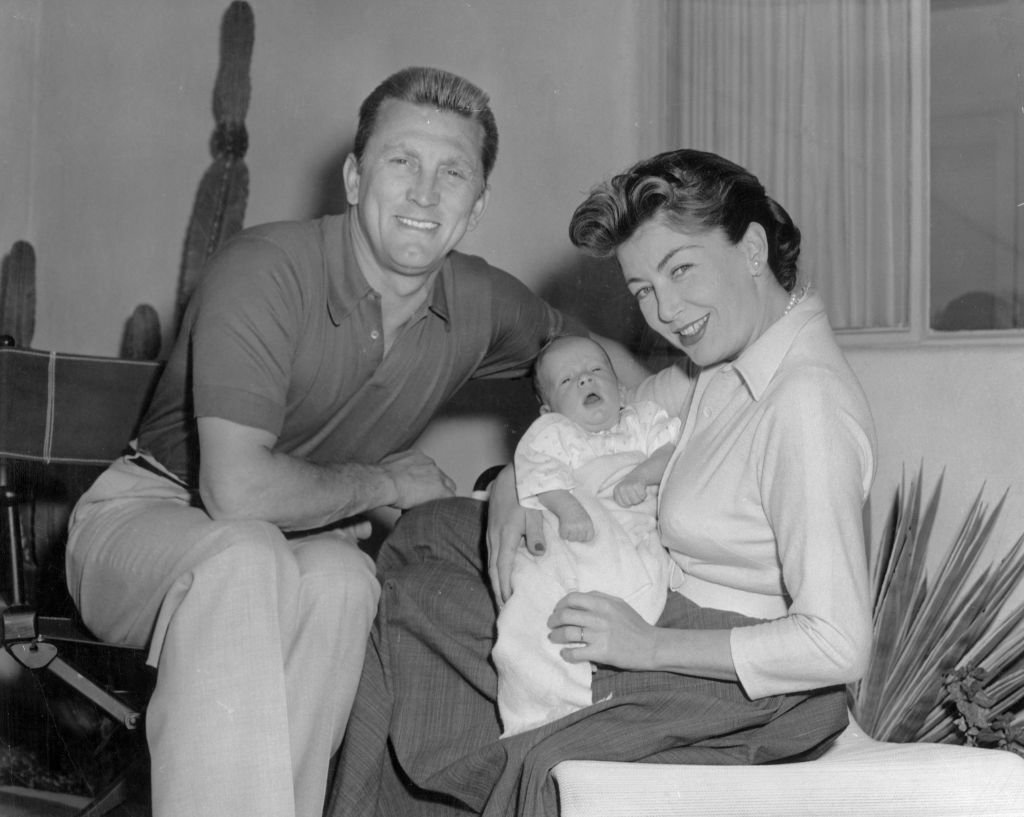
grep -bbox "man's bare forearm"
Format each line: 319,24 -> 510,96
233,454 -> 398,529
197,417 -> 452,529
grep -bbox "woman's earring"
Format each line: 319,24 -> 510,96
751,259 -> 762,277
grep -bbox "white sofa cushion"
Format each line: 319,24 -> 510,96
552,716 -> 1024,816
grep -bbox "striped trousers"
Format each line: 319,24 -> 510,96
327,497 -> 847,817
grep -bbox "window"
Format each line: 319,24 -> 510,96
650,0 -> 1024,338
930,0 -> 1024,331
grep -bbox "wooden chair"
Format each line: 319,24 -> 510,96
0,339 -> 162,816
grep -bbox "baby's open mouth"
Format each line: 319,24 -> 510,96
583,392 -> 602,405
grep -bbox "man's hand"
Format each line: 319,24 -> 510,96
380,449 -> 456,509
485,464 -> 545,605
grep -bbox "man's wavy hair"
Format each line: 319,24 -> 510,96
353,66 -> 499,182
568,149 -> 801,292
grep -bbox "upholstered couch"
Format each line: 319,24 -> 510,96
553,712 -> 1024,816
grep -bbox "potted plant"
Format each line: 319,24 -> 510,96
851,465 -> 1024,754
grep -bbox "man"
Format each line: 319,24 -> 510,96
65,67 -> 624,817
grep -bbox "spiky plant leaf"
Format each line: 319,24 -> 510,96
851,464 -> 1024,751
856,471 -> 922,731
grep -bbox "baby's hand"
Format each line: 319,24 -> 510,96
614,478 -> 648,507
559,506 -> 595,541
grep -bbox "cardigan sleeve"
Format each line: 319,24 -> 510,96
729,366 -> 875,698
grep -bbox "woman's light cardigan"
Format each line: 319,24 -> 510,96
635,293 -> 876,699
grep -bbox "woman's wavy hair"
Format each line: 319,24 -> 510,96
568,149 -> 801,292
353,66 -> 499,182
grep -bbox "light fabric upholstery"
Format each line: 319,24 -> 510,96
553,715 -> 1024,816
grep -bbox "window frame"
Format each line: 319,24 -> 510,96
642,0 -> 1024,349
835,0 -> 1024,349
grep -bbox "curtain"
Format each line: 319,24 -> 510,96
662,0 -> 926,330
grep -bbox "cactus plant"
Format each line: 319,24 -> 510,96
119,303 -> 162,361
173,0 -> 254,334
0,240 -> 37,348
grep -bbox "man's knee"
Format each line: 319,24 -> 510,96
208,519 -> 289,568
296,534 -> 381,621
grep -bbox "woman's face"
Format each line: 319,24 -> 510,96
617,217 -> 771,367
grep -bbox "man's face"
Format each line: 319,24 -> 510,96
344,99 -> 490,282
538,337 -> 622,433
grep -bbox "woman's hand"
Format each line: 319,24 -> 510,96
547,591 -> 657,670
485,464 -> 546,605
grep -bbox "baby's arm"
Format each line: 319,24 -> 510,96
536,489 -> 594,542
613,443 -> 675,507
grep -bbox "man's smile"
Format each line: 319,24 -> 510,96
395,215 -> 440,231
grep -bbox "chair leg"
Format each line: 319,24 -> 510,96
75,773 -> 130,817
2,607 -> 144,731
74,752 -> 148,817
1,470 -> 27,606
43,655 -> 143,731
3,608 -> 150,814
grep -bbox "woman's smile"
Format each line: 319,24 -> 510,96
674,313 -> 709,344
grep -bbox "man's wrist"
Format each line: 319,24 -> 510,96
378,463 -> 402,508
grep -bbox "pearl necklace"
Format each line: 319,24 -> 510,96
782,284 -> 807,317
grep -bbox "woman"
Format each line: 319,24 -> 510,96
328,149 -> 876,817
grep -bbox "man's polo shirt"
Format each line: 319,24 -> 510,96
138,212 -> 582,485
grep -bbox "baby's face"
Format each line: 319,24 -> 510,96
537,337 -> 622,432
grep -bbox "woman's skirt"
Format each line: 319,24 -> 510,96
327,498 -> 847,817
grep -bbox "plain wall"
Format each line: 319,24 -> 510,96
2,0 -> 656,358
847,344 -> 1024,566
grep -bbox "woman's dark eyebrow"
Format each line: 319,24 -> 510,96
657,243 -> 699,272
623,243 -> 700,286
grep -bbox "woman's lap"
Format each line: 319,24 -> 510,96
328,497 -> 848,817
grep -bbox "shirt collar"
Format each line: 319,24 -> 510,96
325,210 -> 452,327
428,260 -> 452,325
324,212 -> 367,326
731,290 -> 825,400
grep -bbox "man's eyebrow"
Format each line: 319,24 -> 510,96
377,138 -> 416,154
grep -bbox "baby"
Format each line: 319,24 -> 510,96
492,335 -> 680,736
